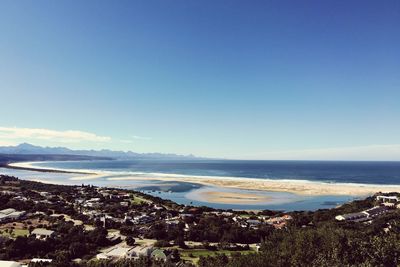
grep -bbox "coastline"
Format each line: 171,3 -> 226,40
5,161 -> 92,175
7,161 -> 400,198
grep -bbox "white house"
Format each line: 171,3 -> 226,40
131,245 -> 153,258
96,247 -> 136,260
31,228 -> 55,240
0,260 -> 22,267
376,195 -> 399,202
0,208 -> 25,222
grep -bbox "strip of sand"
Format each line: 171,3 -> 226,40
198,191 -> 273,204
7,161 -> 91,174
107,175 -> 400,196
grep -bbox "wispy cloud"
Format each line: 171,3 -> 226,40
131,135 -> 152,141
0,127 -> 111,143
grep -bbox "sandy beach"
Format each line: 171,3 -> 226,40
8,161 -> 400,198
195,191 -> 273,204
107,175 -> 400,196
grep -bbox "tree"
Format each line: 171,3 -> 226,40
126,236 -> 135,246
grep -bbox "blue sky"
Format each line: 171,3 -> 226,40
0,1 -> 399,160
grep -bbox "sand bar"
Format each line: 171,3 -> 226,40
195,191 -> 273,204
107,175 -> 400,196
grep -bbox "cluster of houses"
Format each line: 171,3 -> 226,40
335,195 -> 399,222
266,214 -> 293,229
96,246 -> 174,262
96,245 -> 154,260
0,184 -> 64,206
232,214 -> 293,229
0,175 -> 298,265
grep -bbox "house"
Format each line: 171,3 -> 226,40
376,195 -> 399,202
364,206 -> 389,218
335,206 -> 389,222
335,212 -> 369,222
0,208 -> 26,222
133,214 -> 155,224
179,214 -> 194,219
0,190 -> 17,196
97,247 -> 135,259
131,245 -> 153,258
0,208 -> 16,222
247,219 -> 262,228
39,191 -> 51,197
4,180 -> 20,186
31,228 -> 55,240
120,201 -> 129,207
166,220 -> 180,226
7,211 -> 25,221
154,205 -> 164,211
84,198 -> 102,209
0,213 -> 8,222
74,199 -> 85,204
0,260 -> 22,267
12,196 -> 28,201
266,215 -> 293,229
100,191 -> 111,198
96,253 -> 109,260
107,233 -> 122,243
0,208 -> 16,216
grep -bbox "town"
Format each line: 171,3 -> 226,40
1,174 -> 400,267
0,175 -> 290,267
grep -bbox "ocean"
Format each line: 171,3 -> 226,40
31,159 -> 400,185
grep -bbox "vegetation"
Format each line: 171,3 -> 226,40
2,172 -> 400,266
180,249 -> 254,265
197,211 -> 400,267
0,229 -> 29,238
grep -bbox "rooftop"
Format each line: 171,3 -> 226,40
0,260 -> 22,267
0,208 -> 16,215
32,228 -> 55,236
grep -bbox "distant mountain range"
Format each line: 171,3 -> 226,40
0,143 -> 197,160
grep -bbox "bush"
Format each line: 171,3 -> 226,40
154,240 -> 171,247
126,236 -> 135,246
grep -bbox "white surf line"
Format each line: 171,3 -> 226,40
7,161 -> 105,180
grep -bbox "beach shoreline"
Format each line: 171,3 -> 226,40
7,161 -> 400,198
5,161 -> 92,175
